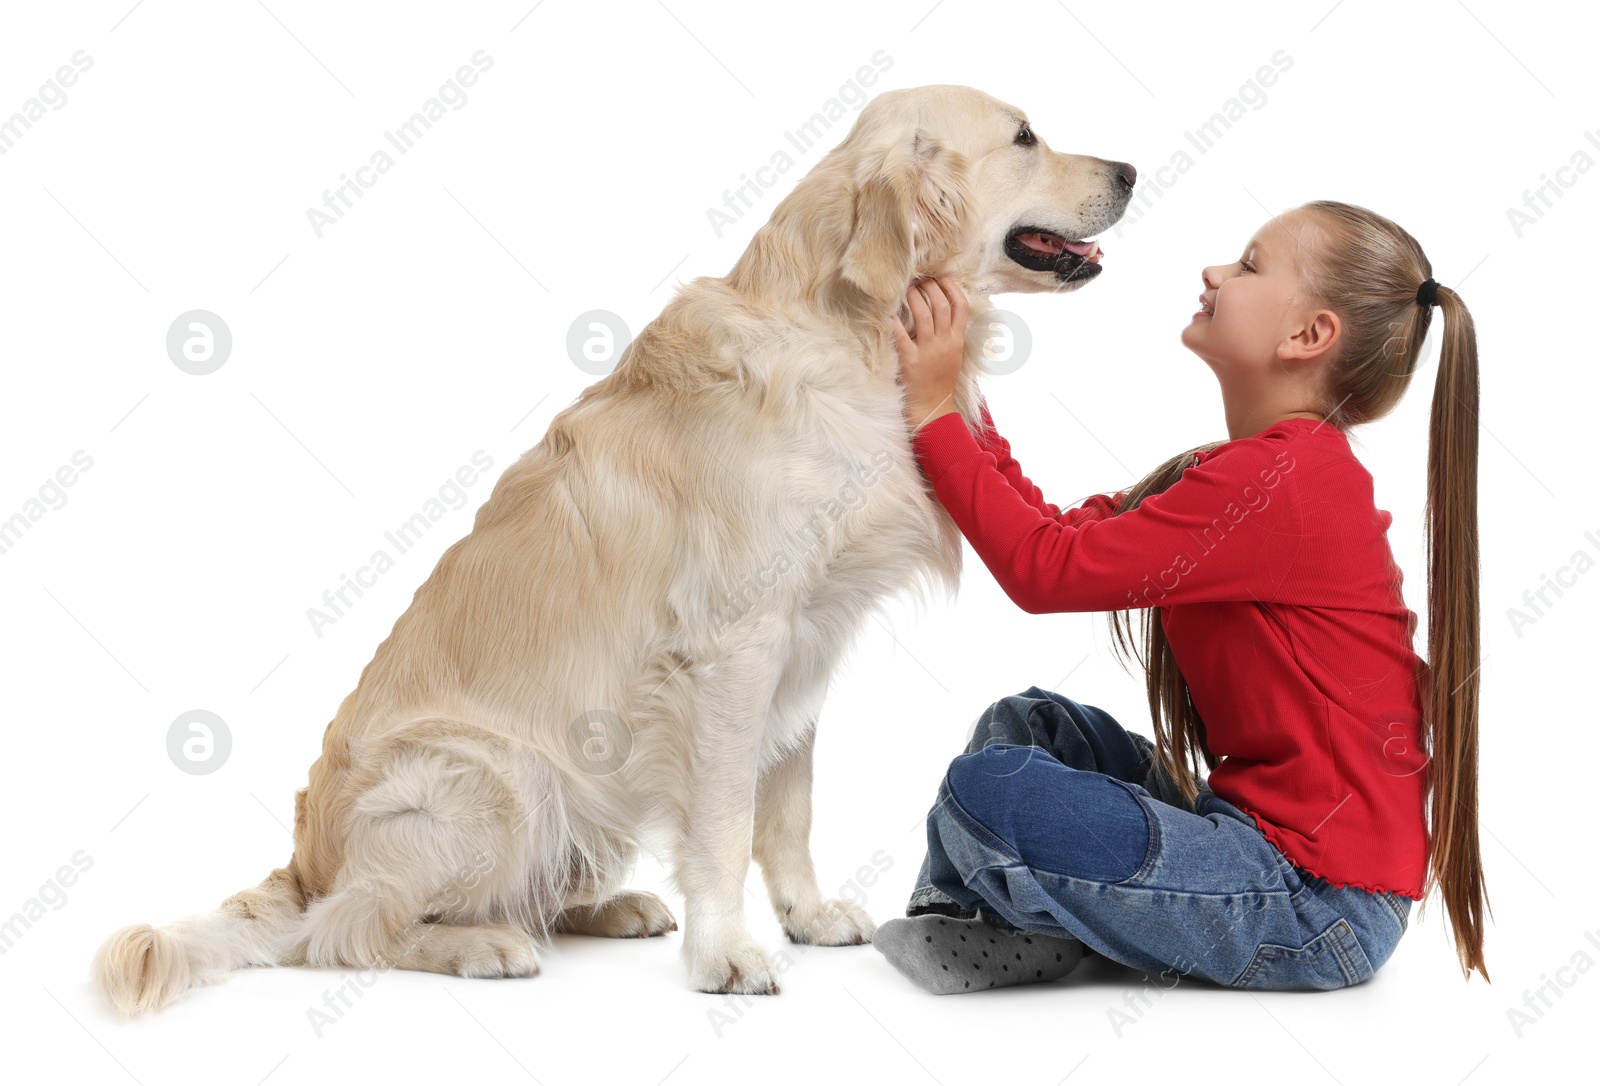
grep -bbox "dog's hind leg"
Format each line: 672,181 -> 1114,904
753,720 -> 876,946
381,921 -> 541,977
554,891 -> 678,938
293,719 -> 568,978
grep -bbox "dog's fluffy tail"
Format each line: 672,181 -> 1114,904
93,866 -> 304,1016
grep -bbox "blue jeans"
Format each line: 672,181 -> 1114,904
907,686 -> 1412,991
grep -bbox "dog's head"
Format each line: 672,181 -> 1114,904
832,85 -> 1135,306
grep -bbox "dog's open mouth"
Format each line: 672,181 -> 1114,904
1004,226 -> 1104,281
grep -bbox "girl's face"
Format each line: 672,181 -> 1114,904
1181,210 -> 1334,387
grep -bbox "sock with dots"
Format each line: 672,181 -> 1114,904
873,912 -> 1085,994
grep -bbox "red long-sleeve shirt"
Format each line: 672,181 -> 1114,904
911,401 -> 1431,898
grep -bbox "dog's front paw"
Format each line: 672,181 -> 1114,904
781,897 -> 877,946
687,934 -> 781,995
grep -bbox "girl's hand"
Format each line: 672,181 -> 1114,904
891,275 -> 968,431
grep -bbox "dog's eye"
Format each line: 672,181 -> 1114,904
1016,124 -> 1035,146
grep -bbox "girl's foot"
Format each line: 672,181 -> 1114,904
873,913 -> 1084,994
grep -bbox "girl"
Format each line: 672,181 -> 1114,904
872,201 -> 1488,993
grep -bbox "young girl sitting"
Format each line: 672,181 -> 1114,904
873,200 -> 1488,993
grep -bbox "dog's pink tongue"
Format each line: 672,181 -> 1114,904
1017,233 -> 1104,262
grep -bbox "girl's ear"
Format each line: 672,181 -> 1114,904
1279,307 -> 1341,362
841,130 -> 971,307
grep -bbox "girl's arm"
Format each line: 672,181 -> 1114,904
910,410 -> 1307,615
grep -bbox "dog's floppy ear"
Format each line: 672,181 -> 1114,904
840,130 -> 970,306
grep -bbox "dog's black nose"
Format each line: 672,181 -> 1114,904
1113,161 -> 1137,192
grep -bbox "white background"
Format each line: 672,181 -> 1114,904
1,1 -> 1595,1083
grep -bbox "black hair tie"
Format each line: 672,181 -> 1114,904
1416,278 -> 1440,307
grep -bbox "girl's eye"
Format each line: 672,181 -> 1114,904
1240,260 -> 1256,273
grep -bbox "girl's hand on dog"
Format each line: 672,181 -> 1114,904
891,275 -> 967,432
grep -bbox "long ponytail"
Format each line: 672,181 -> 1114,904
1421,282 -> 1488,981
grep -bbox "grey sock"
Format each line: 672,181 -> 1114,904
873,913 -> 1084,995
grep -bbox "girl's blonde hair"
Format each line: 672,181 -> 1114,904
1107,200 -> 1489,982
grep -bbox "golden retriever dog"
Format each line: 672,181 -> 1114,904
94,84 -> 1134,1012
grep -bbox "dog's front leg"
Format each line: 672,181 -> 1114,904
676,645 -> 785,995
753,721 -> 876,946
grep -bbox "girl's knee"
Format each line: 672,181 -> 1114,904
944,746 -> 1048,822
946,744 -> 1056,798
979,688 -> 1146,782
943,747 -> 1151,884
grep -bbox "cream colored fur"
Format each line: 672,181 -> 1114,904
93,84 -> 1131,1013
